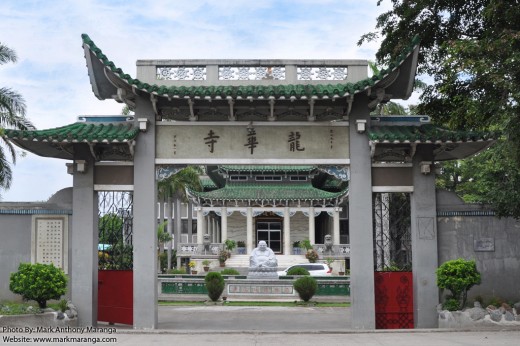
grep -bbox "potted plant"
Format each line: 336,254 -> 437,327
300,239 -> 313,251
202,259 -> 211,272
292,240 -> 301,255
218,249 -> 228,267
325,257 -> 334,272
305,249 -> 319,263
236,241 -> 246,254
188,260 -> 197,274
224,239 -> 237,256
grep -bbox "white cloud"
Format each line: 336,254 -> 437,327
0,0 -> 400,201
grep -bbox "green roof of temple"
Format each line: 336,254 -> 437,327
3,122 -> 139,143
200,177 -> 218,189
190,181 -> 347,201
81,33 -> 420,100
219,165 -> 316,173
367,125 -> 498,143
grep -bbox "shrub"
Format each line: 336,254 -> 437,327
305,249 -> 319,263
9,263 -> 68,309
287,267 -> 310,276
436,258 -> 481,310
220,268 -> 240,275
443,298 -> 460,311
205,272 -> 225,302
167,268 -> 186,274
293,276 -> 317,302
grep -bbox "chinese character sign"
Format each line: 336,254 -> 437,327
288,131 -> 305,152
203,130 -> 220,153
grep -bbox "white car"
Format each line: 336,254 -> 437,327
277,263 -> 332,277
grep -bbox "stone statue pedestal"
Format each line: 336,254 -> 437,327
247,266 -> 279,280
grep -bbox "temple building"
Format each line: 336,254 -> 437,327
1,33 -> 497,330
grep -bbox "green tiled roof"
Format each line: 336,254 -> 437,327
368,125 -> 498,143
219,165 -> 316,173
4,122 -> 139,143
190,181 -> 347,201
200,177 -> 218,189
82,33 -> 420,101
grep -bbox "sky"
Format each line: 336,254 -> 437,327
0,0 -> 402,202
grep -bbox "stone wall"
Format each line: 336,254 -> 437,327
0,188 -> 73,301
437,190 -> 520,302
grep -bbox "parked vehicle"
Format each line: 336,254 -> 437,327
277,263 -> 332,276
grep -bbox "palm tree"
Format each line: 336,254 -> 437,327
157,166 -> 203,269
0,42 -> 34,197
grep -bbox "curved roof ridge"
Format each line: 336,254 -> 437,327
81,33 -> 420,101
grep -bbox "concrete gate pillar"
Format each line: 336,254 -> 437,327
349,98 -> 375,329
411,148 -> 439,328
71,151 -> 97,327
308,206 -> 315,244
133,102 -> 158,329
221,207 -> 228,243
246,207 -> 253,253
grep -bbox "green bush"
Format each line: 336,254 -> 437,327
443,298 -> 460,311
287,267 -> 310,276
167,268 -> 186,274
205,272 -> 225,302
293,276 -> 317,302
436,258 -> 481,310
220,268 -> 240,275
9,263 -> 68,308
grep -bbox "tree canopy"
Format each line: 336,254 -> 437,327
361,0 -> 520,217
0,42 -> 34,197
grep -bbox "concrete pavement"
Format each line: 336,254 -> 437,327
3,305 -> 520,345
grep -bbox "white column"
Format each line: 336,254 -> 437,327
196,208 -> 205,244
221,207 -> 228,243
246,207 -> 253,253
284,207 -> 291,255
212,217 -> 217,243
333,208 -> 341,245
308,206 -> 316,244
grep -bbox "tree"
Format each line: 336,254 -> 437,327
10,263 -> 68,309
157,166 -> 203,269
361,0 -> 520,217
436,258 -> 481,310
0,42 -> 34,197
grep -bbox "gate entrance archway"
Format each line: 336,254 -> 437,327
4,33 -> 497,330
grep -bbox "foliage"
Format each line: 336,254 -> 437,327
202,259 -> 211,266
204,272 -> 225,302
157,166 -> 203,202
58,299 -> 68,313
443,298 -> 461,312
236,240 -> 246,248
218,249 -> 229,263
167,268 -> 186,274
437,142 -> 520,218
300,239 -> 313,251
98,213 -> 133,270
360,0 -> 520,217
188,261 -> 196,268
292,240 -> 300,248
9,263 -> 68,309
0,42 -> 34,197
159,251 -> 177,273
436,258 -> 481,310
287,267 -> 310,276
293,276 -> 318,302
325,258 -> 334,268
224,239 -> 237,251
305,249 -> 319,263
220,268 -> 240,275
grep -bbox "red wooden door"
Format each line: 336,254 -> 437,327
98,270 -> 133,325
374,271 -> 414,329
